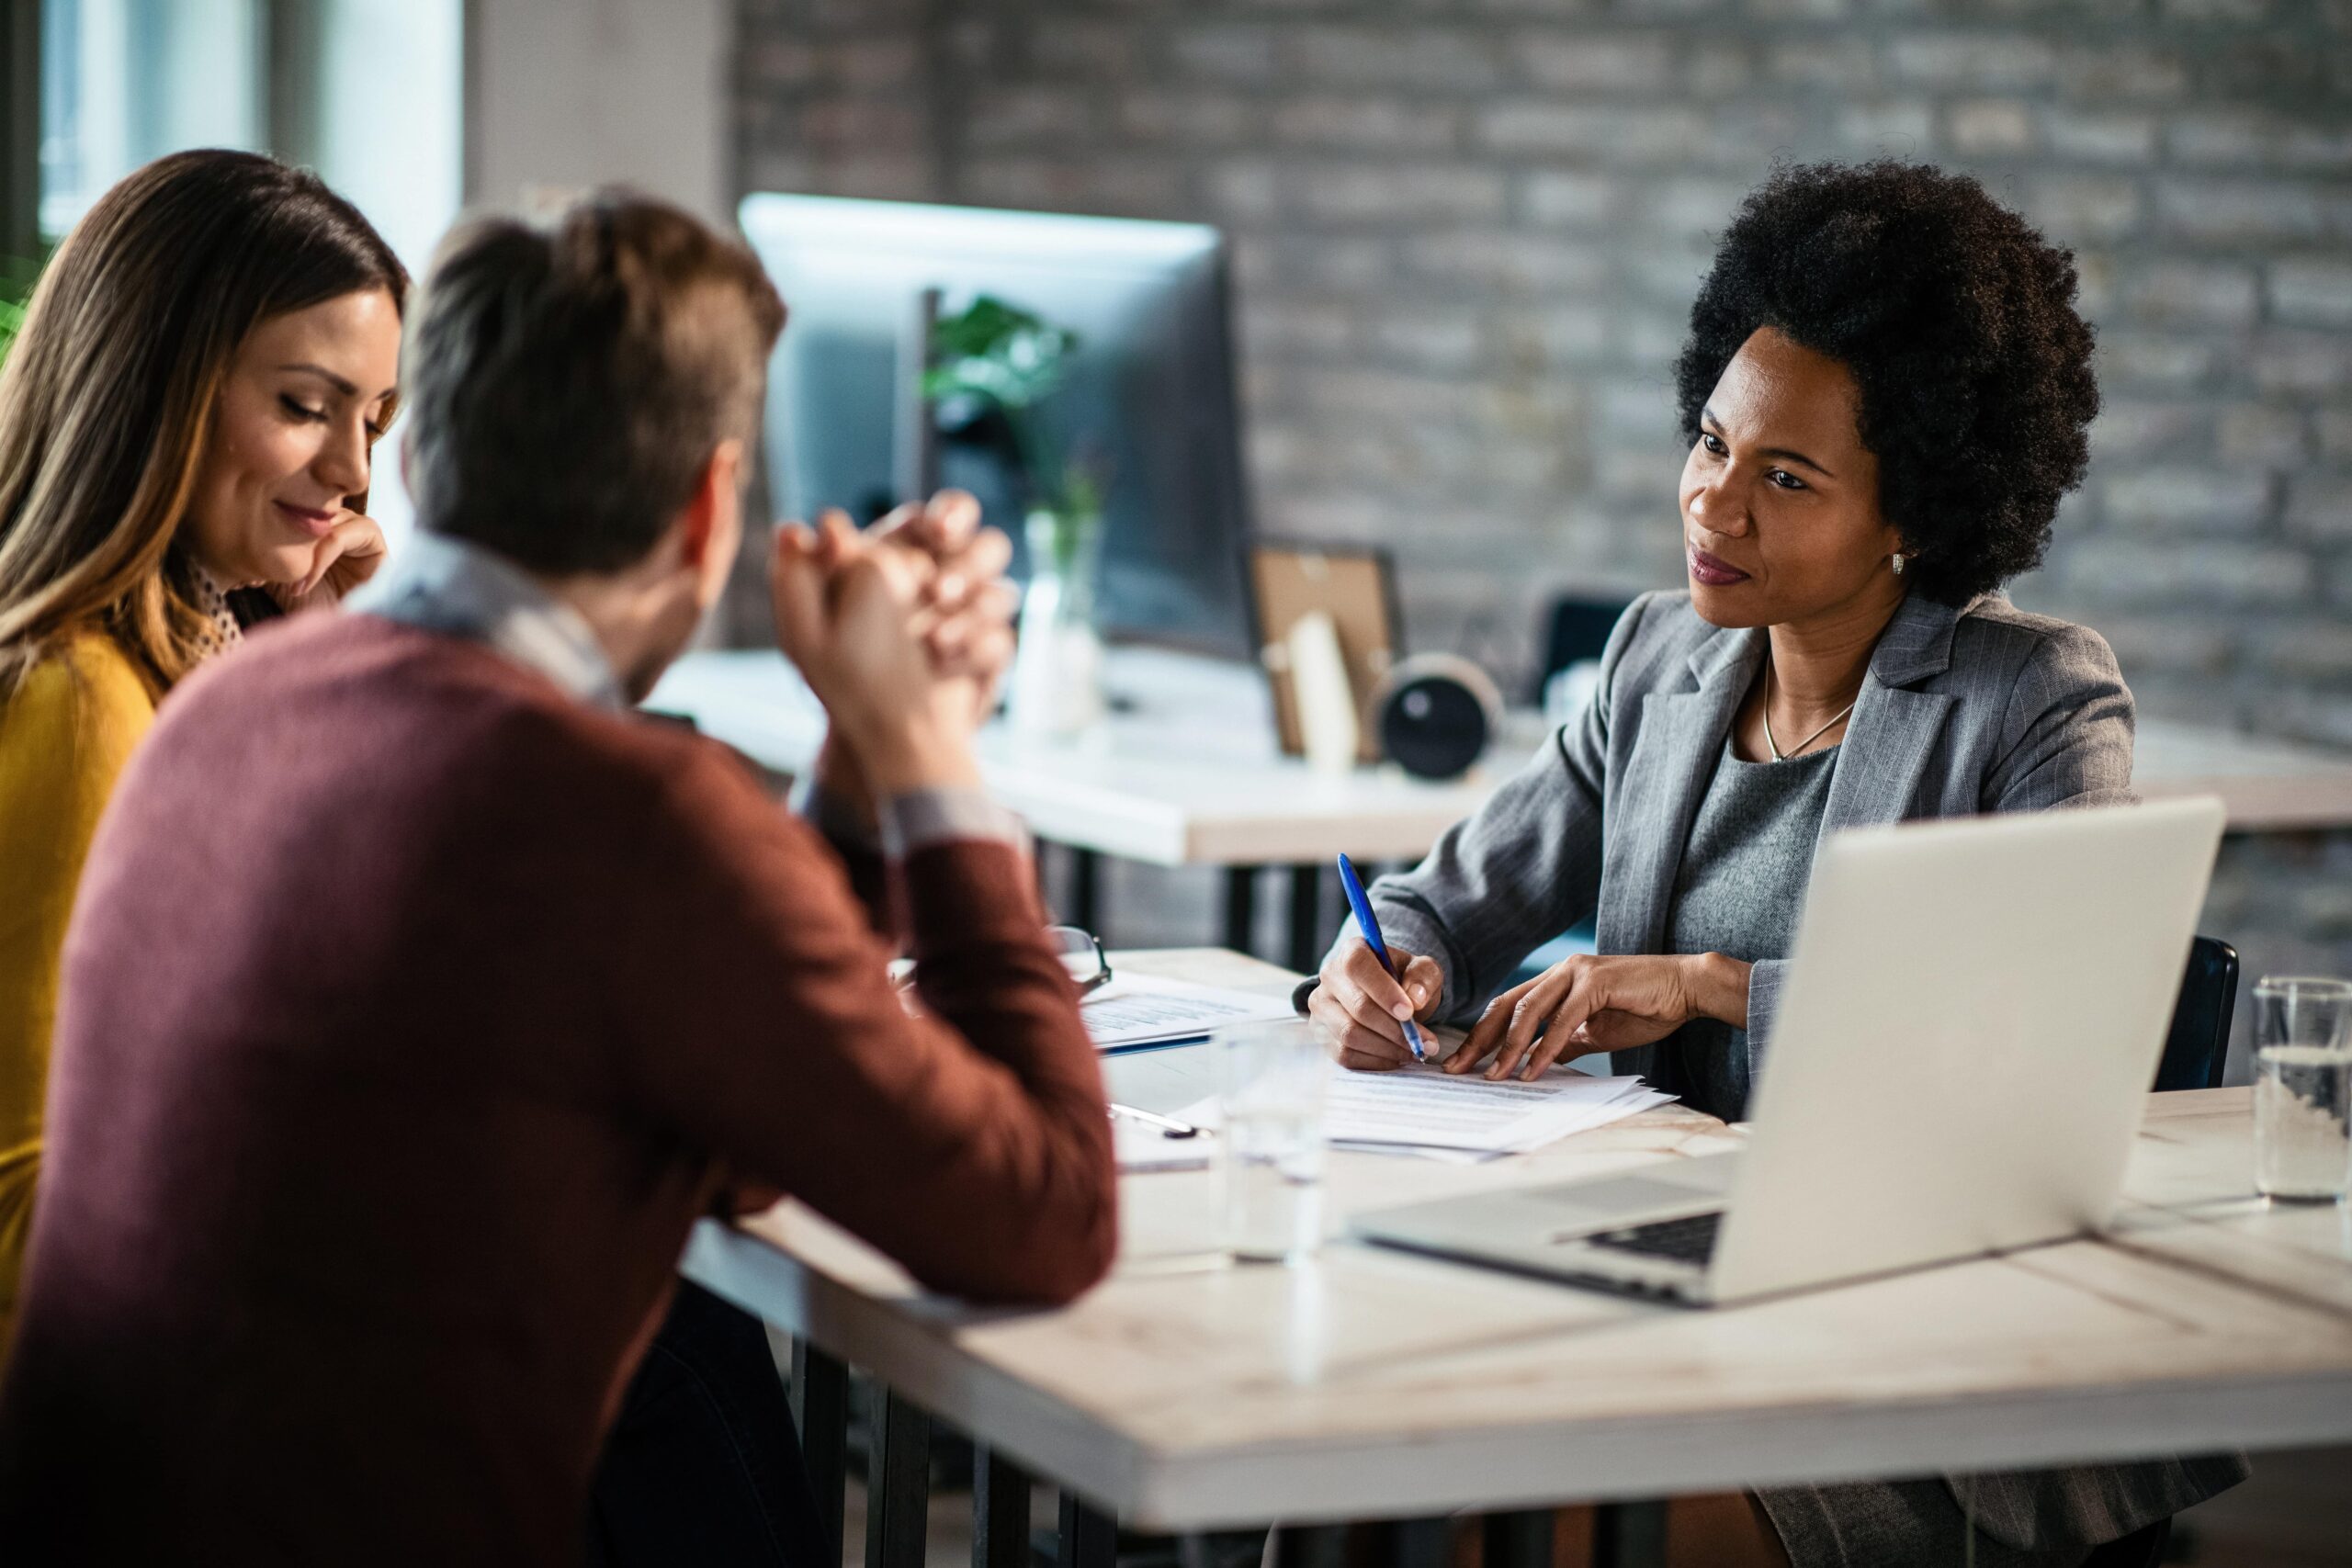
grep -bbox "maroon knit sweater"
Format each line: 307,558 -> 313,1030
0,615 -> 1115,1564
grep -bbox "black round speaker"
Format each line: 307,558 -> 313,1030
1373,656 -> 1501,781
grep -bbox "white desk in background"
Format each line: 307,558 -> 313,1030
2131,718 -> 2352,832
650,647 -> 1506,967
649,647 -> 2352,965
684,949 -> 2352,1568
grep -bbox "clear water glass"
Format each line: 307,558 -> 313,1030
2252,976 -> 2352,1202
1216,1021 -> 1330,1263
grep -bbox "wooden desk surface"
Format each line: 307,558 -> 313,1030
684,949 -> 2352,1530
650,649 -> 2352,859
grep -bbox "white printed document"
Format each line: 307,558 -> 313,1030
1080,973 -> 1298,1052
1322,1064 -> 1672,1160
1174,1063 -> 1673,1165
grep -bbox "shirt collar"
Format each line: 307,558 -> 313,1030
347,529 -> 624,709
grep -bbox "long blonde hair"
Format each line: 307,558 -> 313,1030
0,150 -> 406,697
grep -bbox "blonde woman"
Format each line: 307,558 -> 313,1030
0,150 -> 403,1348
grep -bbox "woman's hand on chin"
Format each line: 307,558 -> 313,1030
270,510 -> 388,612
1449,953 -> 1751,1082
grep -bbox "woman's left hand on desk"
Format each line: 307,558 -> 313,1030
1450,953 -> 1751,1081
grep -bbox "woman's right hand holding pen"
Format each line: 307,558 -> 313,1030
1309,940 -> 1445,1073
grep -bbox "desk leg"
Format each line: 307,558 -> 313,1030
1266,1524 -> 1347,1568
1285,864 -> 1326,975
1069,847 -> 1102,935
865,1386 -> 933,1568
1371,1517 -> 1453,1568
1482,1509 -> 1554,1568
1057,1491 -> 1118,1568
973,1446 -> 1032,1568
1591,1500 -> 1667,1568
1222,866 -> 1260,956
789,1339 -> 849,1566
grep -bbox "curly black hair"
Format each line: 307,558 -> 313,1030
1674,161 -> 2099,606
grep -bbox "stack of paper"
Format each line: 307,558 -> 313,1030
1321,1064 -> 1673,1164
1079,973 -> 1299,1054
1164,1062 -> 1674,1168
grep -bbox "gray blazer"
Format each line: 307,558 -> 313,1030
1366,588 -> 2134,1071
1353,589 -> 2245,1550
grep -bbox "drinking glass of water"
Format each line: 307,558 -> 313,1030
1216,1021 -> 1331,1263
2252,976 -> 2352,1203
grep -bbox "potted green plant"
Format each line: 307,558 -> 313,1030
0,254 -> 45,368
924,295 -> 1105,737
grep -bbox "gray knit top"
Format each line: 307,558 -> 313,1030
1657,739 -> 1840,1122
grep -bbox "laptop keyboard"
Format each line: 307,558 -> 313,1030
1585,1211 -> 1724,1266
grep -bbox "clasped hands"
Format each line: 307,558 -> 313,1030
770,490 -> 1017,800
1310,941 -> 1752,1081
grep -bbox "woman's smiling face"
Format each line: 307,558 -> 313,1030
1678,325 -> 1907,631
183,287 -> 401,587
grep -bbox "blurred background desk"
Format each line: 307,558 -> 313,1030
2132,721 -> 2352,834
650,647 -> 2352,973
652,646 -> 1511,970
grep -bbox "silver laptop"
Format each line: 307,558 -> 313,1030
1353,796 -> 2226,1305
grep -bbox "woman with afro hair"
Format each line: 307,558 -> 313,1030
1305,162 -> 2245,1563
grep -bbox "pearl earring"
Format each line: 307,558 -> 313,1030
1891,553 -> 1905,577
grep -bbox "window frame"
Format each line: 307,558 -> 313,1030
2,0 -> 38,257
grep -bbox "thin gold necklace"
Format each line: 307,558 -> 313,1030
1763,660 -> 1857,761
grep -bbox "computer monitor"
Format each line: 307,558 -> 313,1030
741,193 -> 1256,660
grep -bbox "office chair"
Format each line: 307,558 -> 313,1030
2075,938 -> 2239,1568
1531,592 -> 1636,705
2154,936 -> 2239,1092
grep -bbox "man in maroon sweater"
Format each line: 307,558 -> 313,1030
0,195 -> 1115,1562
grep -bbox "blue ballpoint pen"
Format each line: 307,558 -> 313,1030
1335,852 -> 1427,1064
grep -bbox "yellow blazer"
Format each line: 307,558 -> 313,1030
0,634 -> 154,1349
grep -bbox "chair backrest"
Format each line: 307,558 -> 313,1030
1532,593 -> 1635,703
2154,936 -> 2238,1092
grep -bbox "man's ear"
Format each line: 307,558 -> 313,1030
677,440 -> 746,605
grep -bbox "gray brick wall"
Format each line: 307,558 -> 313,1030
735,0 -> 2352,1045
